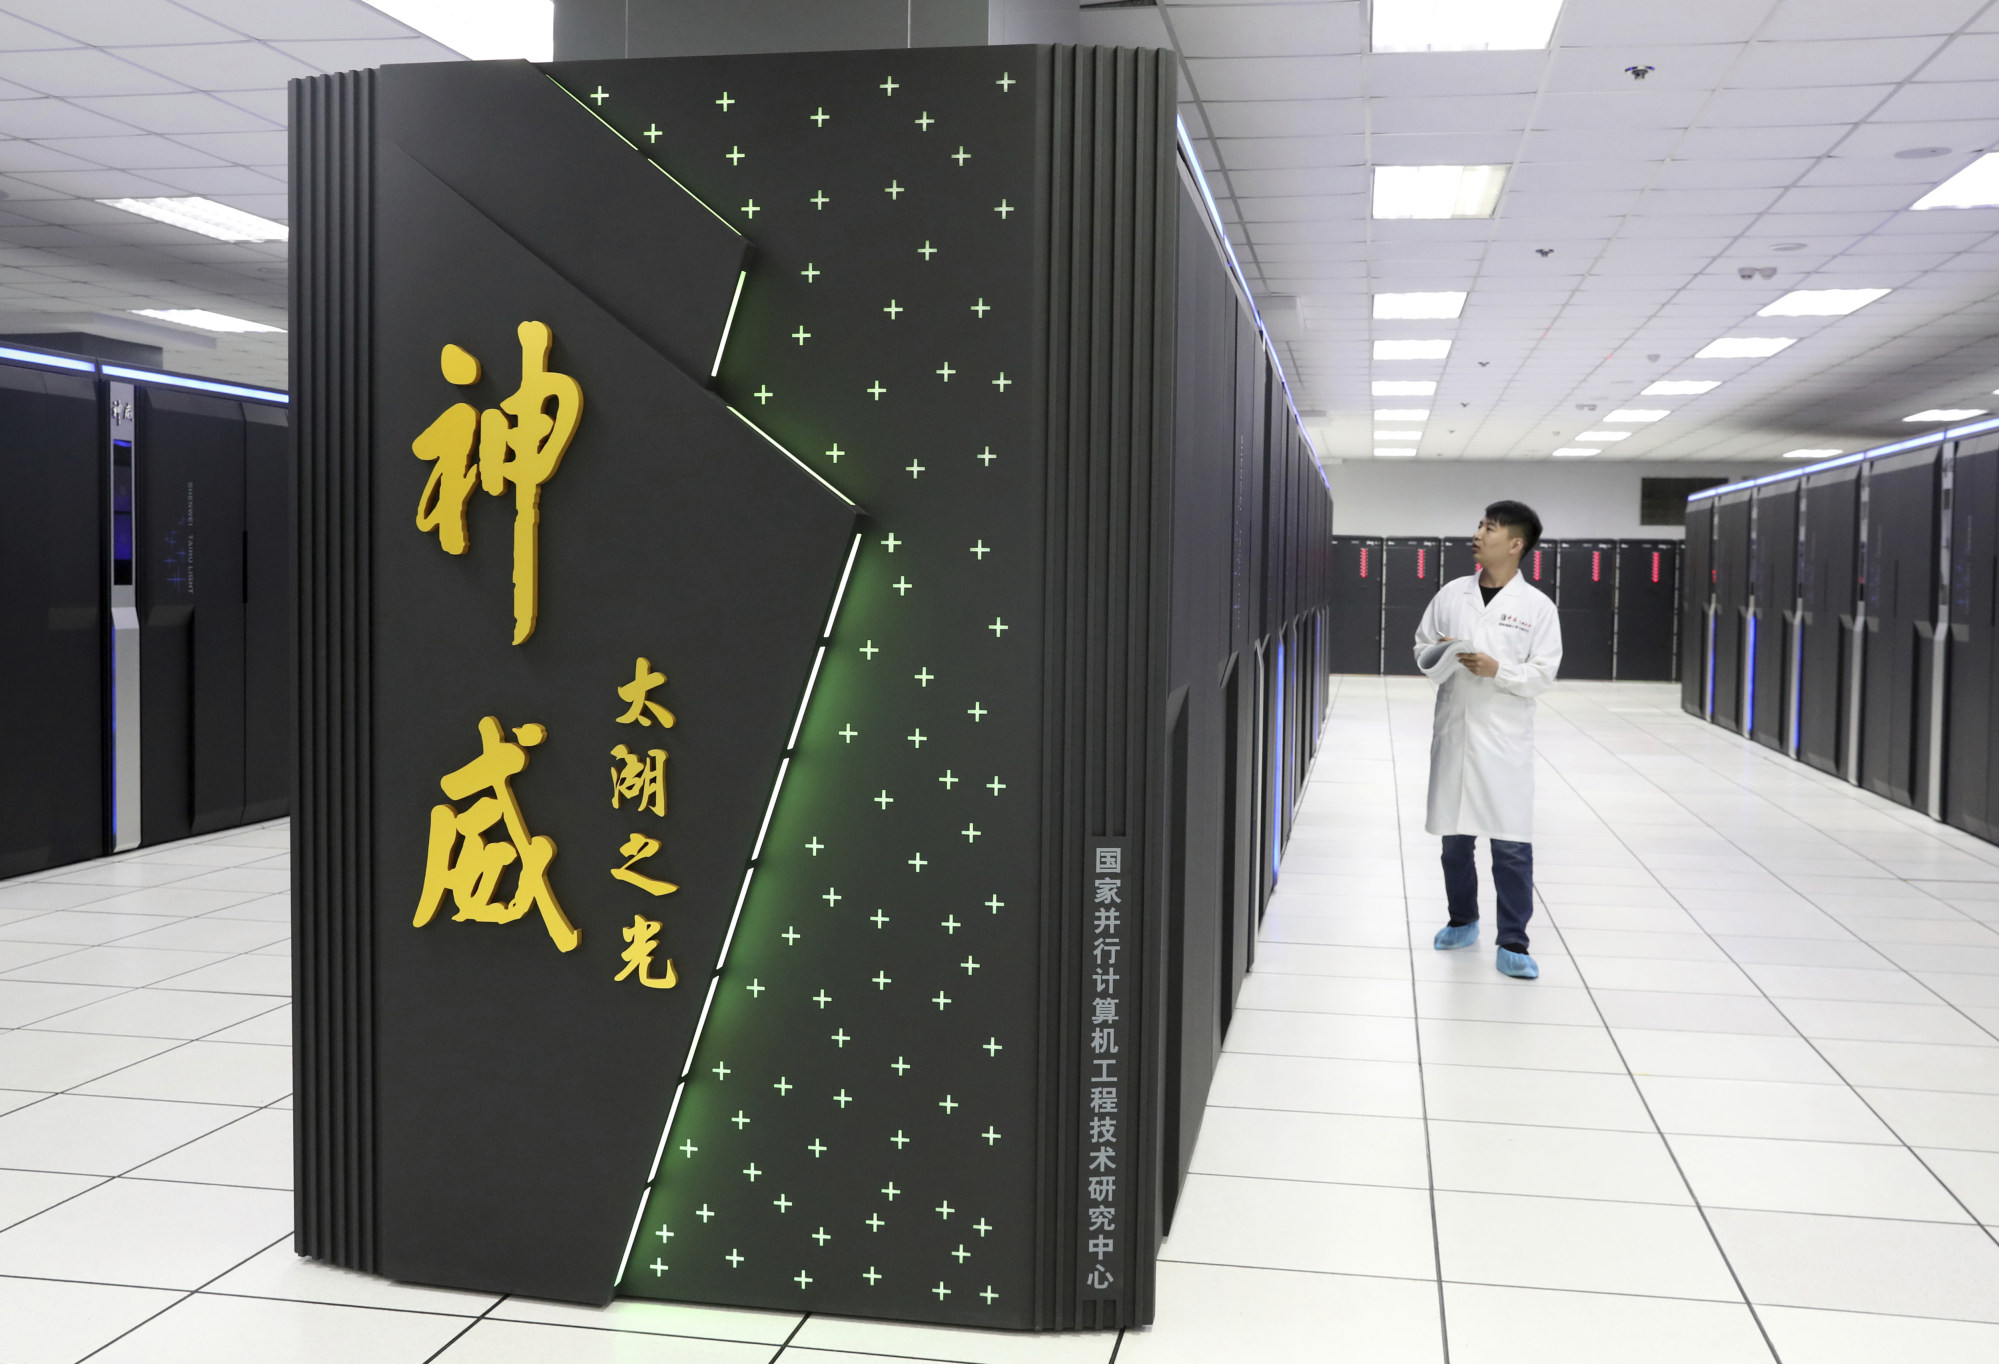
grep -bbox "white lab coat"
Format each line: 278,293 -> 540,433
1412,573 -> 1563,842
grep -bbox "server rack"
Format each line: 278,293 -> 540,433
1796,465 -> 1860,777
1946,433 -> 1999,839
1523,539 -> 1558,596
1711,493 -> 1752,734
1554,540 -> 1615,680
1858,448 -> 1941,809
1749,484 -> 1799,753
1682,501 -> 1713,717
1327,535 -> 1384,673
1381,537 -> 1440,676
1614,541 -> 1679,682
1437,537 -> 1477,585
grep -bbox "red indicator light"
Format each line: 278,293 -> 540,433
1651,551 -> 1661,583
1592,550 -> 1601,583
1359,547 -> 1369,578
1417,547 -> 1427,579
1532,550 -> 1543,580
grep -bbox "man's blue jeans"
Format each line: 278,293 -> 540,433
1441,835 -> 1534,952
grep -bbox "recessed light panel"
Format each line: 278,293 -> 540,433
99,196 -> 289,243
1374,447 -> 1419,458
1375,408 -> 1431,421
1373,380 -> 1438,396
363,0 -> 554,61
1642,380 -> 1720,396
1372,165 -> 1507,220
1604,409 -> 1668,422
1912,152 -> 1999,210
1576,431 -> 1629,441
1905,409 -> 1988,422
1374,339 -> 1452,360
1373,291 -> 1467,319
1758,288 -> 1890,317
1372,0 -> 1565,53
1782,449 -> 1843,459
1694,337 -> 1796,359
131,308 -> 284,334
1550,448 -> 1596,458
1375,430 -> 1424,440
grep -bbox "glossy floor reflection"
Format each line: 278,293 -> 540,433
4,680 -> 1999,1360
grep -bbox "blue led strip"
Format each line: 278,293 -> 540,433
0,344 -> 96,373
1690,414 -> 1999,502
99,363 -> 288,403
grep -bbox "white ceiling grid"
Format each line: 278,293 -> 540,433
0,0 -> 458,385
1143,0 -> 1999,462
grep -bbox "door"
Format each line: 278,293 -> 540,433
1750,485 -> 1799,751
1947,435 -> 1999,838
1711,494 -> 1752,731
1554,541 -> 1615,680
1860,447 -> 1941,808
1682,503 -> 1713,716
1797,468 -> 1858,776
1614,541 -> 1679,681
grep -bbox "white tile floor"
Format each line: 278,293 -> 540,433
5,679 -> 1999,1360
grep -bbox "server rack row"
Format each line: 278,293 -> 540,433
1685,419 -> 1999,843
1326,534 -> 1681,680
0,344 -> 292,878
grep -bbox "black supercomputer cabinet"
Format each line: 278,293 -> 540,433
1947,433 -> 1999,839
136,385 -> 250,843
1859,446 -> 1941,809
1797,465 -> 1860,777
1523,539 -> 1558,597
1681,499 -> 1713,717
1382,537 -> 1440,676
0,362 -> 105,876
1710,492 -> 1752,733
1554,540 -> 1615,680
1749,484 -> 1799,753
242,403 -> 292,822
1614,540 -> 1679,682
1328,535 -> 1384,673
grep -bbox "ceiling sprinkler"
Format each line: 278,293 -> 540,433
1738,266 -> 1776,280
1625,64 -> 1654,80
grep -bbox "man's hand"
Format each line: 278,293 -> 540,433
1457,650 -> 1499,679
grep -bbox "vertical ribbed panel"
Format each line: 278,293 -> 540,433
291,68 -> 376,1272
1034,43 -> 1177,1332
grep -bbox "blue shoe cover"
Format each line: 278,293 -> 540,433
1433,923 -> 1478,950
1496,948 -> 1539,979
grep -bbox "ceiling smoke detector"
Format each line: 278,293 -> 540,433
1624,64 -> 1654,80
1738,266 -> 1777,280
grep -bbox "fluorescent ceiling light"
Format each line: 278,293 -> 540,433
1372,0 -> 1565,53
1604,409 -> 1668,423
1576,430 -> 1629,442
1374,447 -> 1418,458
1373,380 -> 1437,396
98,196 -> 287,243
1374,339 -> 1452,360
1782,449 -> 1842,459
1642,380 -> 1720,396
131,308 -> 283,334
1372,165 -> 1507,220
1375,408 -> 1431,421
1375,430 -> 1424,440
1758,288 -> 1890,317
1551,448 -> 1596,458
1905,409 -> 1987,422
1373,291 -> 1467,320
1912,152 -> 1999,210
1694,337 -> 1796,360
362,0 -> 554,60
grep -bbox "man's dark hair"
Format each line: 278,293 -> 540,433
1485,500 -> 1542,555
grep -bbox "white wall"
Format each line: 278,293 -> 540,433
1326,460 -> 1781,542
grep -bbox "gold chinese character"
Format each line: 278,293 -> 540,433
611,832 -> 678,897
615,914 -> 678,989
611,743 -> 668,817
410,322 -> 582,645
413,715 -> 580,953
616,657 -> 676,728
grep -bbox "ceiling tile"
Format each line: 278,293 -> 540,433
1201,98 -> 1362,139
1372,94 -> 1533,137
267,36 -> 462,70
0,0 -> 242,46
1833,118 -> 1999,159
37,133 -> 226,169
1537,89 -> 1714,132
1559,0 -> 1781,46
137,164 -> 284,196
1184,55 -> 1359,102
1212,135 -> 1363,169
212,87 -> 286,122
1545,44 -> 1744,94
1226,165 -> 1367,197
1774,184 -> 1921,214
170,0 -> 435,40
1165,2 -> 1360,58
71,91 -> 275,133
0,140 -> 95,173
1760,0 -> 1989,40
0,96 -> 135,138
1731,36 -> 1945,88
1367,132 -> 1523,164
112,41 -> 321,90
1517,129 -> 1682,162
1366,52 -> 1546,99
1673,125 -> 1850,159
1510,160 -> 1661,192
1651,158 -> 1816,189
0,45 -> 183,96
1637,186 -> 1784,215
168,129 -> 289,164
1704,85 -> 1897,126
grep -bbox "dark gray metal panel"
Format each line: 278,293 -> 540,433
1712,497 -> 1751,731
1947,434 -> 1999,839
1555,540 -> 1615,681
0,364 -> 104,877
1750,485 -> 1798,752
243,403 -> 292,823
1860,447 -> 1940,808
1614,540 -> 1679,682
291,65 -> 378,1275
1327,535 -> 1383,673
1382,537 -> 1440,677
1798,466 -> 1858,776
1681,501 -> 1712,716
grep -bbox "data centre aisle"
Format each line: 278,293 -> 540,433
5,683 -> 1999,1363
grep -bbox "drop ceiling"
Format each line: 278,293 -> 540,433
3,0 -> 1998,455
1087,0 -> 1999,462
0,0 -> 458,388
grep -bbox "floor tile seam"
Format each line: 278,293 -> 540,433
10,979 -> 286,1038
1371,681 -> 1455,1364
1757,1011 -> 1999,1051
63,1229 -> 295,1361
0,1168 -> 112,1235
195,1285 -> 499,1321
1543,732 -> 1999,1256
0,1165 -> 290,1191
11,1020 -> 287,1054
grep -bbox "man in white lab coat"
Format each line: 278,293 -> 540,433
1412,501 -> 1563,979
